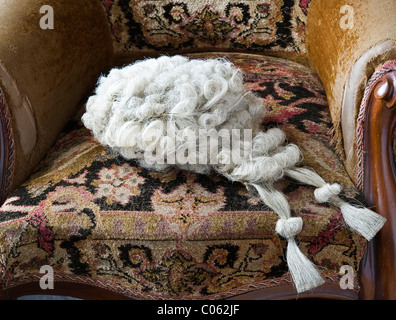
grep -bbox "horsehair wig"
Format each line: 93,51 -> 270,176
82,55 -> 386,293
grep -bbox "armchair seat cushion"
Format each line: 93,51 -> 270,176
0,53 -> 366,299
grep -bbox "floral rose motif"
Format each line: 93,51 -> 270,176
29,202 -> 55,256
170,5 -> 186,22
94,164 -> 146,205
299,0 -> 311,15
102,0 -> 113,11
180,5 -> 236,45
151,173 -> 225,239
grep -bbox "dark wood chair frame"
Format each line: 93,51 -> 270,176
359,70 -> 396,300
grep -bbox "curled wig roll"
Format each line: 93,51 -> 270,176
82,55 -> 386,293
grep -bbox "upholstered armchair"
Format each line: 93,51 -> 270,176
0,0 -> 394,300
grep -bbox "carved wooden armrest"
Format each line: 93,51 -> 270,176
359,71 -> 396,299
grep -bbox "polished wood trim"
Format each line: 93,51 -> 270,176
2,281 -> 357,300
226,283 -> 357,300
359,71 -> 396,299
3,281 -> 136,300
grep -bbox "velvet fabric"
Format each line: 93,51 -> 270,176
0,0 -> 113,198
305,0 -> 396,176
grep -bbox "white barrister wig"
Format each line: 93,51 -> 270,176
82,55 -> 386,293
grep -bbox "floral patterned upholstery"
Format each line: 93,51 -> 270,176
101,0 -> 311,56
0,53 -> 367,299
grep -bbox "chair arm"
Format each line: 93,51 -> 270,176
358,70 -> 396,299
305,0 -> 396,178
0,0 -> 113,202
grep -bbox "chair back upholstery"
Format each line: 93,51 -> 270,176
100,0 -> 311,63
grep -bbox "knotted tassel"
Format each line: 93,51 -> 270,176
285,168 -> 386,241
337,202 -> 386,241
249,183 -> 325,293
275,217 -> 325,293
